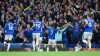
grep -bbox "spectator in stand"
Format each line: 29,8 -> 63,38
14,26 -> 24,43
73,22 -> 80,44
24,24 -> 33,43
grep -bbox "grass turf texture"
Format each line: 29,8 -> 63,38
0,51 -> 99,56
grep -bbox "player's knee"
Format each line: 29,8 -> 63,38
87,39 -> 91,42
39,40 -> 42,43
54,45 -> 57,48
33,38 -> 36,41
82,39 -> 84,43
82,39 -> 87,44
4,41 -> 6,44
52,44 -> 56,48
52,45 -> 54,48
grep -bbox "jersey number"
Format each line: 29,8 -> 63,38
35,24 -> 41,29
8,24 -> 13,30
50,30 -> 53,35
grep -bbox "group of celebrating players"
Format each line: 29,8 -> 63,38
4,12 -> 97,52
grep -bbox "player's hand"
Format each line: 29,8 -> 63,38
42,26 -> 44,28
57,27 -> 60,30
45,30 -> 48,33
79,21 -> 81,24
83,25 -> 86,28
24,38 -> 28,42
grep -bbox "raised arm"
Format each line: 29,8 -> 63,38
84,19 -> 88,27
31,21 -> 35,29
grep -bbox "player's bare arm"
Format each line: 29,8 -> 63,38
84,19 -> 88,27
59,23 -> 67,30
31,23 -> 35,29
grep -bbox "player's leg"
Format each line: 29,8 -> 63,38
87,33 -> 92,51
47,39 -> 51,52
4,41 -> 7,49
82,32 -> 88,43
35,33 -> 40,51
82,38 -> 88,48
7,40 -> 11,51
82,32 -> 88,46
4,35 -> 10,51
52,40 -> 58,52
7,35 -> 13,51
32,33 -> 36,51
32,38 -> 36,51
38,37 -> 43,51
4,35 -> 8,47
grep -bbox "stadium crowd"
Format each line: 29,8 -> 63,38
0,0 -> 100,45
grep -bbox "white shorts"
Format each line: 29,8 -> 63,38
5,35 -> 13,41
82,32 -> 93,39
38,37 -> 43,41
32,33 -> 43,41
48,39 -> 56,46
32,33 -> 40,38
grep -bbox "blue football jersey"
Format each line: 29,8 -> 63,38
84,18 -> 95,33
48,27 -> 57,39
33,20 -> 44,33
4,23 -> 18,35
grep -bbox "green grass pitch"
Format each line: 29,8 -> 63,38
0,51 -> 99,56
